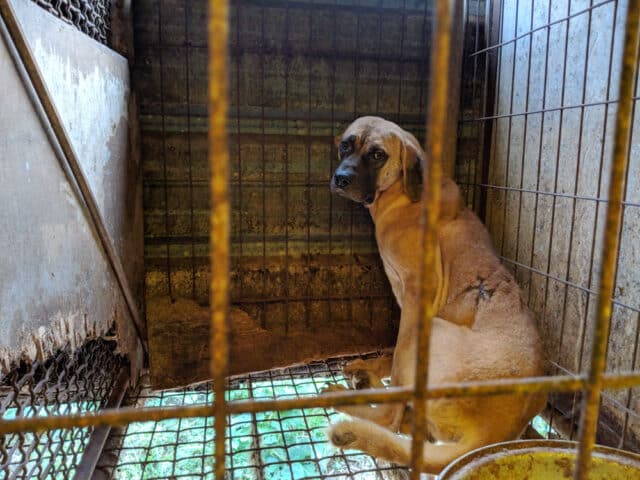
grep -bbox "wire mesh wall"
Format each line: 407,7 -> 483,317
0,338 -> 126,479
30,0 -> 111,46
457,0 -> 640,452
136,0 -> 441,386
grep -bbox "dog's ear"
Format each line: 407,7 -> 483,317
400,135 -> 424,203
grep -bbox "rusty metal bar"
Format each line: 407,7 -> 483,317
72,367 -> 130,480
0,375 -> 595,435
0,0 -> 146,353
573,1 -> 640,478
410,0 -> 451,475
208,0 -> 231,478
3,370 -> 640,437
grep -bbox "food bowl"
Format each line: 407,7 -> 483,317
437,439 -> 640,479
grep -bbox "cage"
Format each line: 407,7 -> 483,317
1,0 -> 639,478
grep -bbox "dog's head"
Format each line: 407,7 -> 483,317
330,116 -> 424,205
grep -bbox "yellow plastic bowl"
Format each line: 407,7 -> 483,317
437,440 -> 640,480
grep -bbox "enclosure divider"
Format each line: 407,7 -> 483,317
0,373 -> 612,434
409,0 -> 450,475
72,368 -> 130,480
207,0 -> 231,478
573,1 -> 640,478
0,0 -> 147,353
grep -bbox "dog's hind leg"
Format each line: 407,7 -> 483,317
328,419 -> 478,475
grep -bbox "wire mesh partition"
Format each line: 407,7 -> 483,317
457,0 -> 640,455
1,0 -> 640,479
136,0 -> 438,387
29,0 -> 111,46
0,338 -> 126,479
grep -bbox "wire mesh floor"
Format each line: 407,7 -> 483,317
99,353 -> 410,480
0,338 -> 125,479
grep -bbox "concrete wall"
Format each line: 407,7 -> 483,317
0,0 -> 143,371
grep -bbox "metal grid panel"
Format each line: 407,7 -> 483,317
30,0 -> 111,45
456,0 -> 640,452
137,0 -> 431,335
0,339 -> 125,479
99,355 -> 408,480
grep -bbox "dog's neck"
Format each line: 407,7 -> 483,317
367,177 -> 462,225
367,181 -> 413,224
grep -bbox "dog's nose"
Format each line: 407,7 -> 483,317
334,173 -> 352,189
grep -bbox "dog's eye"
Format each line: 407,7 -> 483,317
339,141 -> 352,155
371,149 -> 387,162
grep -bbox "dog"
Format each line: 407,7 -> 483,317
323,116 -> 546,474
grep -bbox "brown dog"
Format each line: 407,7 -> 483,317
324,116 -> 546,474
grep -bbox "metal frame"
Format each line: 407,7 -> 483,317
1,0 -> 639,479
0,0 -> 147,353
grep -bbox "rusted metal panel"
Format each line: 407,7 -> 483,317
0,0 -> 143,372
138,0 -> 434,388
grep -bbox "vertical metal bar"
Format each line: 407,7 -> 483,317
158,0 -> 173,300
283,4 -> 291,336
235,5 -> 245,305
574,1 -> 640,477
260,3 -> 267,330
570,0 -> 620,441
328,3 -> 337,335
207,1 -> 230,478
410,0 -> 450,475
349,7 -> 361,333
72,367 -> 129,480
555,0 -> 595,386
617,49 -> 640,449
539,0 -> 572,374
305,8 -> 312,329
185,0 -> 197,299
512,0 -> 535,285
478,0 -> 504,222
524,0 -> 553,308
463,0 -> 476,206
497,0 -> 520,258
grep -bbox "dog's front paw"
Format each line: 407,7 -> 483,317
328,422 -> 358,448
320,383 -> 347,395
343,360 -> 372,389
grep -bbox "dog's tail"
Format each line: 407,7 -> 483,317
328,419 -> 474,475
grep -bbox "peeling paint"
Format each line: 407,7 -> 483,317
0,1 -> 142,372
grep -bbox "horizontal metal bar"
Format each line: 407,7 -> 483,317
144,180 -> 335,189
233,0 -> 431,15
469,0 -> 616,58
144,234 -> 377,247
461,96 -> 639,123
459,182 -> 640,208
500,256 -> 640,315
137,42 -> 432,64
0,374 -> 602,434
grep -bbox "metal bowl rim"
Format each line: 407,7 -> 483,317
438,439 -> 640,479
